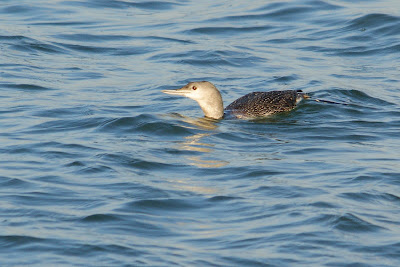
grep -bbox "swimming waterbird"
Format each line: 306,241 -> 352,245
162,81 -> 312,119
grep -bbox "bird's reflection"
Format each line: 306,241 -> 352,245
170,113 -> 219,130
170,114 -> 229,168
169,179 -> 219,194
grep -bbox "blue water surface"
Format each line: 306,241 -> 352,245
1,0 -> 400,266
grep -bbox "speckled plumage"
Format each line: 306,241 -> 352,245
225,90 -> 303,118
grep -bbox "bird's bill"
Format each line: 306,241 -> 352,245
162,87 -> 191,96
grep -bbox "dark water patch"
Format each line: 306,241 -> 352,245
81,213 -> 121,223
346,174 -> 383,184
208,195 -> 240,202
244,169 -> 285,178
331,213 -> 385,233
344,13 -> 400,32
219,256 -> 272,267
0,177 -> 33,188
125,198 -> 205,212
308,201 -> 338,209
163,147 -> 203,157
1,83 -> 52,91
0,235 -> 49,249
270,75 -> 299,83
65,161 -> 85,167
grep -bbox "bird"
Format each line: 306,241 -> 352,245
162,81 -> 309,119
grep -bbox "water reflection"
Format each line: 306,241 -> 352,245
169,178 -> 219,194
172,114 -> 229,168
181,133 -> 214,153
186,156 -> 229,168
171,113 -> 219,131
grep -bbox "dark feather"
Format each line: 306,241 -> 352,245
224,90 -> 302,118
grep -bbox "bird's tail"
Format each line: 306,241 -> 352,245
296,90 -> 349,105
313,98 -> 349,105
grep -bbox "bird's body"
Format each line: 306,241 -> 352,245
225,90 -> 304,119
162,81 -> 308,120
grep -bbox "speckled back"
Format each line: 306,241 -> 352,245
224,90 -> 301,118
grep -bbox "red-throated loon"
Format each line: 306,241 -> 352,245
162,81 -> 309,119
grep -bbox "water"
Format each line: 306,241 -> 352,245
1,0 -> 400,266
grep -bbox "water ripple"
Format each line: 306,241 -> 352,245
64,0 -> 181,10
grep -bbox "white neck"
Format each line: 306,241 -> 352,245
197,98 -> 224,119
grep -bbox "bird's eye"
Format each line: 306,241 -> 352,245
192,86 -> 197,90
